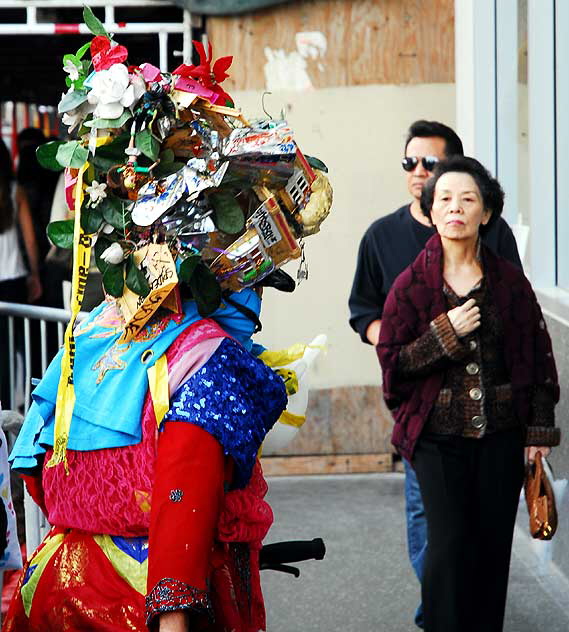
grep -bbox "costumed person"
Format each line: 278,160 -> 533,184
4,8 -> 332,632
377,156 -> 560,632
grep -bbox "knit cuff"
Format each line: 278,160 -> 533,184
525,426 -> 561,447
430,313 -> 466,361
145,578 -> 213,628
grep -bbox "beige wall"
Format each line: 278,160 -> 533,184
234,83 -> 456,388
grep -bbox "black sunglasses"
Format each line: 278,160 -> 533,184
401,156 -> 439,172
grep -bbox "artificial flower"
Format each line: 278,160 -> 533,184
101,223 -> 115,235
100,242 -> 125,265
91,35 -> 129,72
63,58 -> 81,81
85,180 -> 107,206
87,63 -> 145,119
173,40 -> 233,105
62,100 -> 95,133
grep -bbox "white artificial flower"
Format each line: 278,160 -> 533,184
61,101 -> 95,133
130,73 -> 147,105
87,63 -> 145,119
100,242 -> 125,265
101,223 -> 115,234
85,180 -> 107,206
63,58 -> 81,81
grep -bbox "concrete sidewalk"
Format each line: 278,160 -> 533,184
261,473 -> 569,631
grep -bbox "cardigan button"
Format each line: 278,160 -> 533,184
539,319 -> 546,330
469,340 -> 477,350
469,387 -> 483,401
471,415 -> 486,429
466,362 -> 480,375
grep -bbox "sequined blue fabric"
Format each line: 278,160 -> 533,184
164,338 -> 287,488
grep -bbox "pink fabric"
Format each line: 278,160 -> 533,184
217,460 -> 274,544
42,319 -> 229,536
213,461 -> 274,632
167,337 -> 223,398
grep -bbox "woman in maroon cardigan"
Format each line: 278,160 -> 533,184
377,156 -> 560,632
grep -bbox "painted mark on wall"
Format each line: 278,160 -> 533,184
264,31 -> 327,91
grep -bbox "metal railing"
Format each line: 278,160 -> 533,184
0,301 -> 72,413
0,301 -> 87,553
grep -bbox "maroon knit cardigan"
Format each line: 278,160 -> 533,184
377,233 -> 560,461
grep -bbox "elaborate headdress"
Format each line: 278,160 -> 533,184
38,7 -> 332,468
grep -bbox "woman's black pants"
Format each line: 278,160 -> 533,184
412,429 -> 525,632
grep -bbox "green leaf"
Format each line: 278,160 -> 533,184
80,204 -> 104,234
89,133 -> 130,172
159,149 -> 175,164
102,264 -> 124,298
135,129 -> 160,161
36,141 -> 65,171
76,41 -> 91,60
100,196 -> 127,231
82,59 -> 91,75
83,6 -> 109,38
190,263 -> 222,317
47,220 -> 75,249
209,191 -> 245,235
71,78 -> 85,92
94,234 -> 113,273
85,110 -> 132,129
58,89 -> 88,114
178,255 -> 200,283
63,53 -> 80,68
56,141 -> 88,168
305,155 -> 328,173
125,255 -> 150,297
153,161 -> 186,179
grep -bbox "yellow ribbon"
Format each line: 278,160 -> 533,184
46,136 -> 121,471
277,410 -> 306,428
46,163 -> 92,472
258,344 -> 306,367
147,354 -> 170,428
273,368 -> 299,395
259,343 -> 326,369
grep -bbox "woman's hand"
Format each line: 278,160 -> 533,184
526,446 -> 551,463
27,272 -> 42,303
447,298 -> 480,337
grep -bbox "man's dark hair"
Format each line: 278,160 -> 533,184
420,156 -> 504,233
405,120 -> 464,157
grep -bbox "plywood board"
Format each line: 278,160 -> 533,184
262,386 -> 395,457
262,452 -> 393,475
206,0 -> 454,91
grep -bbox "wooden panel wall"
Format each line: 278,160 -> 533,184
206,0 -> 455,91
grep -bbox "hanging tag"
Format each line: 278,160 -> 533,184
297,239 -> 308,283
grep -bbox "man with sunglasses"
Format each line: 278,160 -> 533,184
348,119 -> 521,629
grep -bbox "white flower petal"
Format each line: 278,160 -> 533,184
120,84 -> 135,108
100,243 -> 125,265
95,102 -> 124,120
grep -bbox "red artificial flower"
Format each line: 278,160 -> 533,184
91,36 -> 129,72
173,40 -> 234,105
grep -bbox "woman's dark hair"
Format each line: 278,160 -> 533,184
405,120 -> 464,157
0,138 -> 15,234
420,156 -> 504,233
